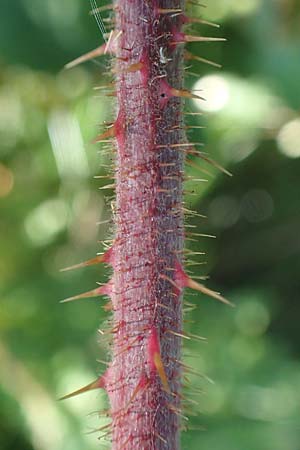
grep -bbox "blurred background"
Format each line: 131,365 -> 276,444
0,1 -> 300,449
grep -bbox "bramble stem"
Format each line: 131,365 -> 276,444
106,1 -> 186,449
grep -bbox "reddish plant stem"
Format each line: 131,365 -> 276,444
106,1 -> 186,449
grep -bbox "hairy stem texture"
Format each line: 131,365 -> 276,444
107,1 -> 186,449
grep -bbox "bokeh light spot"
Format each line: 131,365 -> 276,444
48,110 -> 89,181
0,164 -> 14,198
235,383 -> 298,421
235,300 -> 270,337
277,118 -> 300,158
209,195 -> 240,228
24,199 -> 70,246
193,75 -> 230,112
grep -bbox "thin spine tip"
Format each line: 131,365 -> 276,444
185,16 -> 220,28
184,34 -> 227,43
64,44 -> 106,70
199,154 -> 233,177
59,376 -> 105,401
184,50 -> 222,68
157,8 -> 183,14
60,254 -> 105,272
60,285 -> 107,304
186,277 -> 234,307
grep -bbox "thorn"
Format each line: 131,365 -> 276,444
185,158 -> 213,177
102,29 -> 122,56
187,151 -> 232,177
166,329 -> 191,340
86,422 -> 112,435
159,273 -> 181,291
157,302 -> 173,311
184,16 -> 220,28
158,79 -> 205,105
60,247 -> 113,272
112,61 -> 144,74
185,231 -> 209,238
60,282 -> 112,303
60,255 -> 104,272
185,50 -> 221,68
104,30 -> 115,55
185,125 -> 206,130
185,277 -> 233,306
184,34 -> 226,43
182,207 -> 206,218
202,156 -> 233,177
89,3 -> 114,14
125,62 -> 144,73
59,376 -> 105,400
126,373 -> 150,409
174,260 -> 233,306
156,142 -> 202,149
169,87 -> 205,101
166,403 -> 189,420
65,44 -> 107,69
94,125 -> 116,143
93,82 -> 116,91
102,17 -> 115,24
154,432 -> 168,444
99,183 -> 115,190
180,363 -> 213,382
157,8 -> 182,14
184,111 -> 203,116
148,327 -> 171,394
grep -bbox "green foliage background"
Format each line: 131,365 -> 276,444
0,1 -> 300,449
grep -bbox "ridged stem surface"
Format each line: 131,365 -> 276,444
107,1 -> 186,449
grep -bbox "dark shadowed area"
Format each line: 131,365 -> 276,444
0,1 -> 299,450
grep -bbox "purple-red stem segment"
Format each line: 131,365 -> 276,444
106,1 -> 186,449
